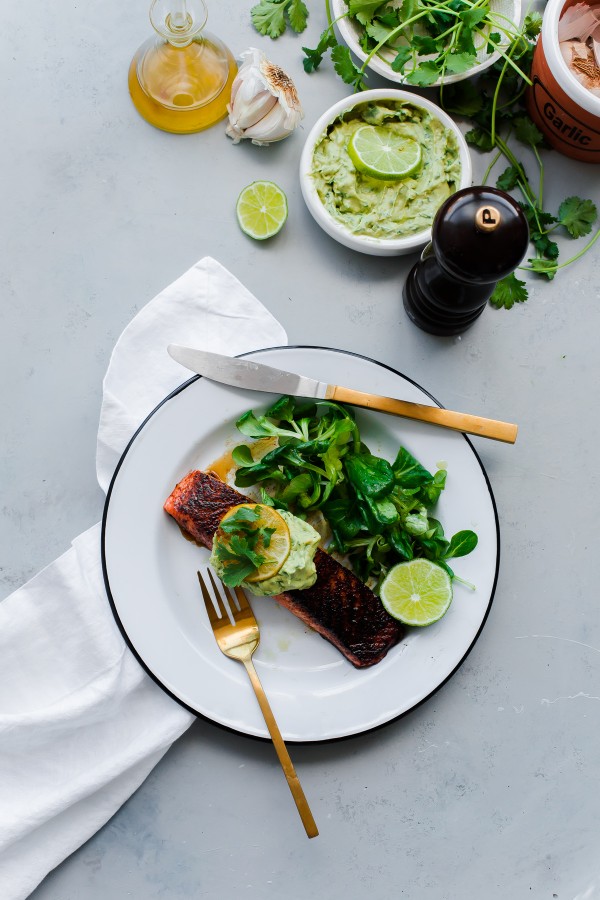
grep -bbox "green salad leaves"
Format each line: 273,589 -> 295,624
231,395 -> 477,589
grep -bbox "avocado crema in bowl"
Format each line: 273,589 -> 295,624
299,89 -> 472,256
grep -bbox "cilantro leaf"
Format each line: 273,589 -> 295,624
465,127 -> 494,152
348,0 -> 387,23
251,0 -> 287,38
527,258 -> 557,280
251,0 -> 308,38
287,0 -> 308,33
378,10 -> 402,27
218,506 -> 261,534
460,7 -> 489,29
457,26 -> 477,56
411,35 -> 439,55
513,116 -> 544,147
405,61 -> 440,86
489,274 -> 529,309
391,46 -> 413,73
400,0 -> 419,21
532,231 -> 558,259
557,197 -> 598,238
524,12 -> 543,37
496,166 -> 520,191
486,32 -> 501,52
445,52 -> 477,74
302,30 -> 336,72
331,44 -> 365,87
365,19 -> 396,43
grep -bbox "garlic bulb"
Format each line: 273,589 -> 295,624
226,48 -> 303,146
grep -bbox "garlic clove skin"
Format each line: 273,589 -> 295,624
226,47 -> 303,146
229,91 -> 278,134
241,101 -> 300,145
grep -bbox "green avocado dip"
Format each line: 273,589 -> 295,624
209,510 -> 321,596
311,100 -> 462,239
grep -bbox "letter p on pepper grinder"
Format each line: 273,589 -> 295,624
403,186 -> 530,336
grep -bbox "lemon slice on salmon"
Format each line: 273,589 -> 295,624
216,503 -> 291,583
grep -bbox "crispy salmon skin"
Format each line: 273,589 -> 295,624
164,470 -> 404,668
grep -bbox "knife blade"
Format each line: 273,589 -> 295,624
167,344 -> 518,444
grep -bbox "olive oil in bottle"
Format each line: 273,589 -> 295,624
129,0 -> 236,134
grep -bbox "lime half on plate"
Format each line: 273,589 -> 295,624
380,559 -> 453,626
348,126 -> 422,180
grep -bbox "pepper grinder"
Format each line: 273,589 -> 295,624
402,186 -> 530,336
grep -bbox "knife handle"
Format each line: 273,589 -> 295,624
326,385 -> 518,444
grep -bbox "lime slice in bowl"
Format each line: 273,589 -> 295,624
236,181 -> 288,240
348,126 -> 422,180
380,559 -> 453,626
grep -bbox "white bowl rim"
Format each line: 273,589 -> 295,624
330,0 -> 522,88
299,88 -> 473,253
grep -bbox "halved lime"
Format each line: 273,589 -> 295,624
347,126 -> 422,181
236,181 -> 288,240
380,559 -> 452,626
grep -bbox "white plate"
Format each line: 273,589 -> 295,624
101,346 -> 499,742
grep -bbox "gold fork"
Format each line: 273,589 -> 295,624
197,569 -> 319,839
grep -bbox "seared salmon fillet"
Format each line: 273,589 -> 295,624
164,470 -> 404,668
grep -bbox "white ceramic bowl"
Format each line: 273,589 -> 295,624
299,89 -> 472,257
331,0 -> 521,88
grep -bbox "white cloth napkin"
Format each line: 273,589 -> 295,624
0,257 -> 288,900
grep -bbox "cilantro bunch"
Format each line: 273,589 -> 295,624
440,16 -> 600,307
303,0 -> 525,90
232,395 -> 477,588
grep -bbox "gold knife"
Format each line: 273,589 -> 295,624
167,345 -> 517,444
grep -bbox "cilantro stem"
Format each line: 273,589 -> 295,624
474,24 -> 532,84
522,224 -> 600,274
532,143 -> 544,210
481,148 -> 502,185
452,573 -> 476,591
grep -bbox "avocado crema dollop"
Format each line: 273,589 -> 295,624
311,100 -> 462,239
209,510 -> 321,596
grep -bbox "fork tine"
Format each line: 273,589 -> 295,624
220,581 -> 238,613
197,570 -> 219,627
232,585 -> 252,613
206,568 -> 232,621
197,570 -> 226,624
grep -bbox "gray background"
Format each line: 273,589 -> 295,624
3,0 -> 599,897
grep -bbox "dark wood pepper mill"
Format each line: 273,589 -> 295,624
403,186 -> 530,335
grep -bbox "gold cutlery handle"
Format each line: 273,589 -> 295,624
327,385 -> 518,444
243,659 -> 319,839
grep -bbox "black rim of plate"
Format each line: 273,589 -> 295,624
101,345 -> 500,745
